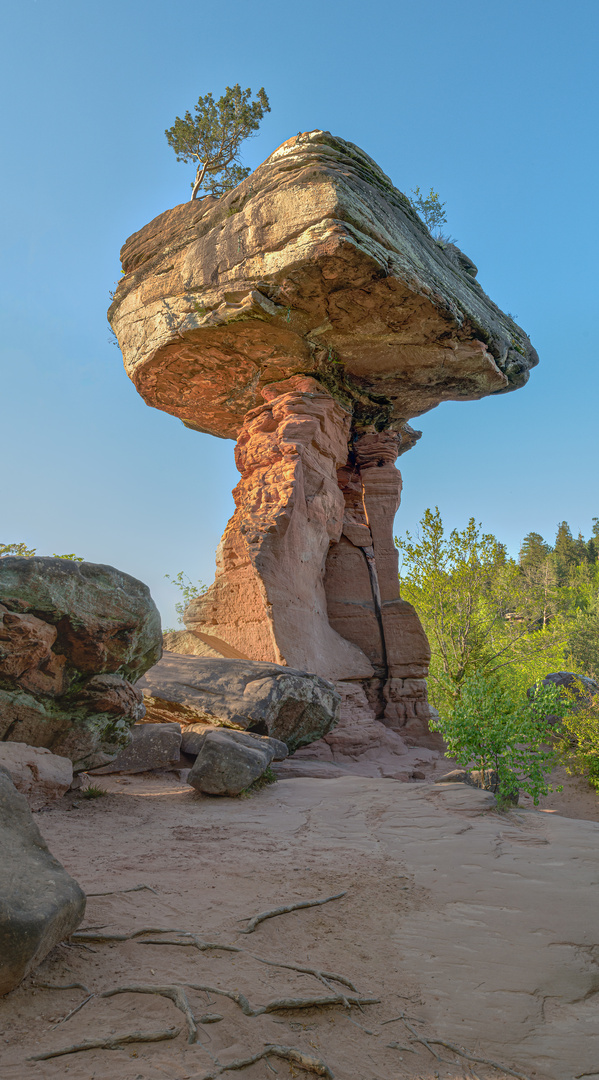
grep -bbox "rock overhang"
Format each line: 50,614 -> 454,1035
109,130 -> 538,440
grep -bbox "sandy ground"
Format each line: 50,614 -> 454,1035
1,771 -> 598,1080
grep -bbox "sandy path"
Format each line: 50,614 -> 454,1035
1,774 -> 598,1080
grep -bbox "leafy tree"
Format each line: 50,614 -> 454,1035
408,187 -> 448,237
1,542 -> 82,560
395,508 -> 565,713
165,571 -> 207,624
431,673 -> 568,806
165,84 -> 270,200
556,679 -> 599,790
519,531 -> 551,568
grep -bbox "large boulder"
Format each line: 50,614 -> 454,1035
0,557 -> 162,770
0,767 -> 86,995
531,671 -> 599,725
0,743 -> 72,808
137,652 -> 340,753
187,728 -> 287,796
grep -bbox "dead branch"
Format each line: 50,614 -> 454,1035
53,993 -> 95,1027
199,1043 -> 334,1078
101,984 -> 200,1044
27,1026 -> 180,1060
86,884 -> 158,897
428,1039 -> 532,1080
239,892 -> 346,934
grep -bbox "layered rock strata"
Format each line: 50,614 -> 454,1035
109,130 -> 538,744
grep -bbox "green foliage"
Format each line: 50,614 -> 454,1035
239,765 -> 278,797
165,84 -> 270,200
408,186 -> 448,237
1,542 -> 83,560
0,542 -> 37,557
395,508 -> 566,713
165,571 -> 207,624
556,680 -> 599,791
80,784 -> 108,799
431,674 -> 568,806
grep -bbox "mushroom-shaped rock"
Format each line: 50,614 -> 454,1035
109,131 -> 537,744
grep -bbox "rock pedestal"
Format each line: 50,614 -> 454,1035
109,130 -> 538,746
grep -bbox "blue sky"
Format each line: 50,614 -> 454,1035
1,0 -> 597,627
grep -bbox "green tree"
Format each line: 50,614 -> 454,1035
408,187 -> 448,237
431,673 -> 568,805
1,542 -> 83,561
165,571 -> 207,624
518,531 -> 551,568
165,84 -> 270,200
395,508 -> 566,713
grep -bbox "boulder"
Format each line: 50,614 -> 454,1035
0,557 -> 162,769
137,653 -> 340,753
0,743 -> 72,808
90,722 -> 182,774
187,728 -> 281,796
0,767 -> 86,995
533,671 -> 599,725
181,723 -> 288,760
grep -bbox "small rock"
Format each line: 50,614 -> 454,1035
188,729 -> 277,796
89,723 -> 182,774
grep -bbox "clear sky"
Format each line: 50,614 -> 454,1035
1,0 -> 597,628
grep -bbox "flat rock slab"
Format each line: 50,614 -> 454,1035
137,652 -> 340,752
0,767 -> 85,996
90,722 -> 181,774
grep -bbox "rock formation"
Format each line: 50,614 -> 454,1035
0,557 -> 162,769
109,130 -> 538,742
0,766 -> 86,995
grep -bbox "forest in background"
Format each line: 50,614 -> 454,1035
396,512 -> 599,716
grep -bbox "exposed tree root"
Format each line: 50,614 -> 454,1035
101,981 -> 379,1034
86,884 -> 158,897
34,981 -> 91,994
239,892 -> 346,934
199,1043 -> 334,1079
101,984 -> 200,1044
27,1027 -> 180,1060
427,1038 -> 532,1080
71,926 -> 188,943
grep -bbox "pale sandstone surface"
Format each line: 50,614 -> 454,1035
2,776 -> 596,1080
0,743 -> 72,808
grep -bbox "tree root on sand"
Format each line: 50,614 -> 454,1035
386,1013 -> 532,1080
27,1027 -> 180,1060
199,1043 -> 334,1079
86,883 -> 157,897
239,892 -> 346,934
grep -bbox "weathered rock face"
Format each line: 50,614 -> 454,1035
110,131 -> 538,745
137,653 -> 340,753
0,743 -> 72,808
91,722 -> 182,774
0,767 -> 86,995
0,558 -> 162,770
